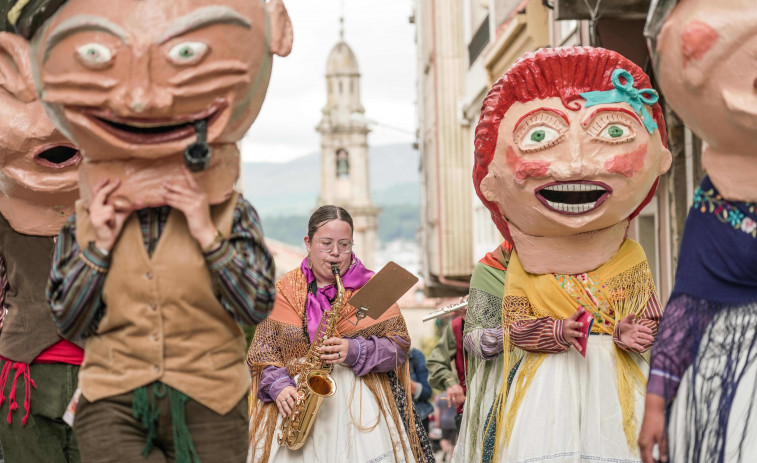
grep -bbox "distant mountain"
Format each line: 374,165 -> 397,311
242,143 -> 419,217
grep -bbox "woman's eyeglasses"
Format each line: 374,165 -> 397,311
316,239 -> 353,254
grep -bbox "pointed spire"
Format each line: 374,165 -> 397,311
339,0 -> 345,40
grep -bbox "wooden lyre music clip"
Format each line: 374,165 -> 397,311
344,261 -> 418,326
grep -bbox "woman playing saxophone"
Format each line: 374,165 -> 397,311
247,205 -> 434,463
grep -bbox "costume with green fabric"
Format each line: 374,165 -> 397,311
453,242 -> 512,463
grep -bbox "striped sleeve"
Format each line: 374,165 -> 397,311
509,317 -> 571,353
203,196 -> 275,325
463,326 -> 504,360
46,214 -> 110,340
613,292 -> 664,353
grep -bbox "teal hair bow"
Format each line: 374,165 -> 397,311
580,69 -> 659,134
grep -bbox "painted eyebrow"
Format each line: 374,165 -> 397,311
513,108 -> 570,134
44,15 -> 130,63
582,107 -> 642,127
157,6 -> 252,45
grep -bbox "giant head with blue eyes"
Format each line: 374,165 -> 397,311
7,0 -> 292,210
473,47 -> 671,274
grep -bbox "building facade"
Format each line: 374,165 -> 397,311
317,32 -> 380,269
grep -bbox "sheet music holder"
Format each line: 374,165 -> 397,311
345,261 -> 419,325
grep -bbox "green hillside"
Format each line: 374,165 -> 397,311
245,143 -> 420,246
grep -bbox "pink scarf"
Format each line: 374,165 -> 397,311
300,255 -> 374,342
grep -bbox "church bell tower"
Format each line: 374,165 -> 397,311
317,21 -> 380,269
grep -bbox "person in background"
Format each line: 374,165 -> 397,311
428,311 -> 467,429
408,347 -> 434,434
435,392 -> 459,463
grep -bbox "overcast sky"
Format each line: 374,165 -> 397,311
240,0 -> 418,163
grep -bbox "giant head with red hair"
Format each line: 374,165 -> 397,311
474,47 -> 671,274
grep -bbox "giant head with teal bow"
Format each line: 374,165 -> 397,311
473,47 -> 672,274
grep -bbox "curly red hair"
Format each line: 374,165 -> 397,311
473,46 -> 667,239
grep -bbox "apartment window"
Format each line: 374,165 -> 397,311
468,14 -> 490,66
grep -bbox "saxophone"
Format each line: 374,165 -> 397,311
278,263 -> 345,450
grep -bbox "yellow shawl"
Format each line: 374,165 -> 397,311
493,239 -> 656,458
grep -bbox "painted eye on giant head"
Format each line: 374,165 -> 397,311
513,111 -> 568,153
75,43 -> 114,69
167,42 -> 209,66
585,112 -> 637,144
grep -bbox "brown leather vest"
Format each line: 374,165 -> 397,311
0,213 -> 64,363
75,193 -> 250,414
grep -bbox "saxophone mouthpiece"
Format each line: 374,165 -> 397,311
331,264 -> 341,276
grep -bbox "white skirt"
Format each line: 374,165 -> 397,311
249,365 -> 413,463
668,306 -> 757,462
496,336 -> 647,463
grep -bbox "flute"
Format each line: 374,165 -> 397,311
422,300 -> 468,322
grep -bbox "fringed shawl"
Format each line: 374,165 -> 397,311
247,267 -> 430,463
457,242 -> 511,463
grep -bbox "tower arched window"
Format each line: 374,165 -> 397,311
336,148 -> 350,179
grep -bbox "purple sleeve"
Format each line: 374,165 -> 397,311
463,326 -> 504,360
647,294 -> 715,402
257,365 -> 296,403
344,335 -> 408,377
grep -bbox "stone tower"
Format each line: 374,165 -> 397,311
317,25 -> 380,269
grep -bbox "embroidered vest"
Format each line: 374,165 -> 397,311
75,193 -> 250,414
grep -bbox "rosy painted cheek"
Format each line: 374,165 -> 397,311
604,144 -> 648,178
506,147 -> 551,183
681,20 -> 719,67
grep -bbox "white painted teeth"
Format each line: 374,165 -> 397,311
546,200 -> 597,213
541,183 -> 606,192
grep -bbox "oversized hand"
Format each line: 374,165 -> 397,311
639,394 -> 668,463
90,179 -> 130,251
617,314 -> 655,352
163,166 -> 216,249
562,308 -> 587,352
275,386 -> 299,418
320,337 -> 349,365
